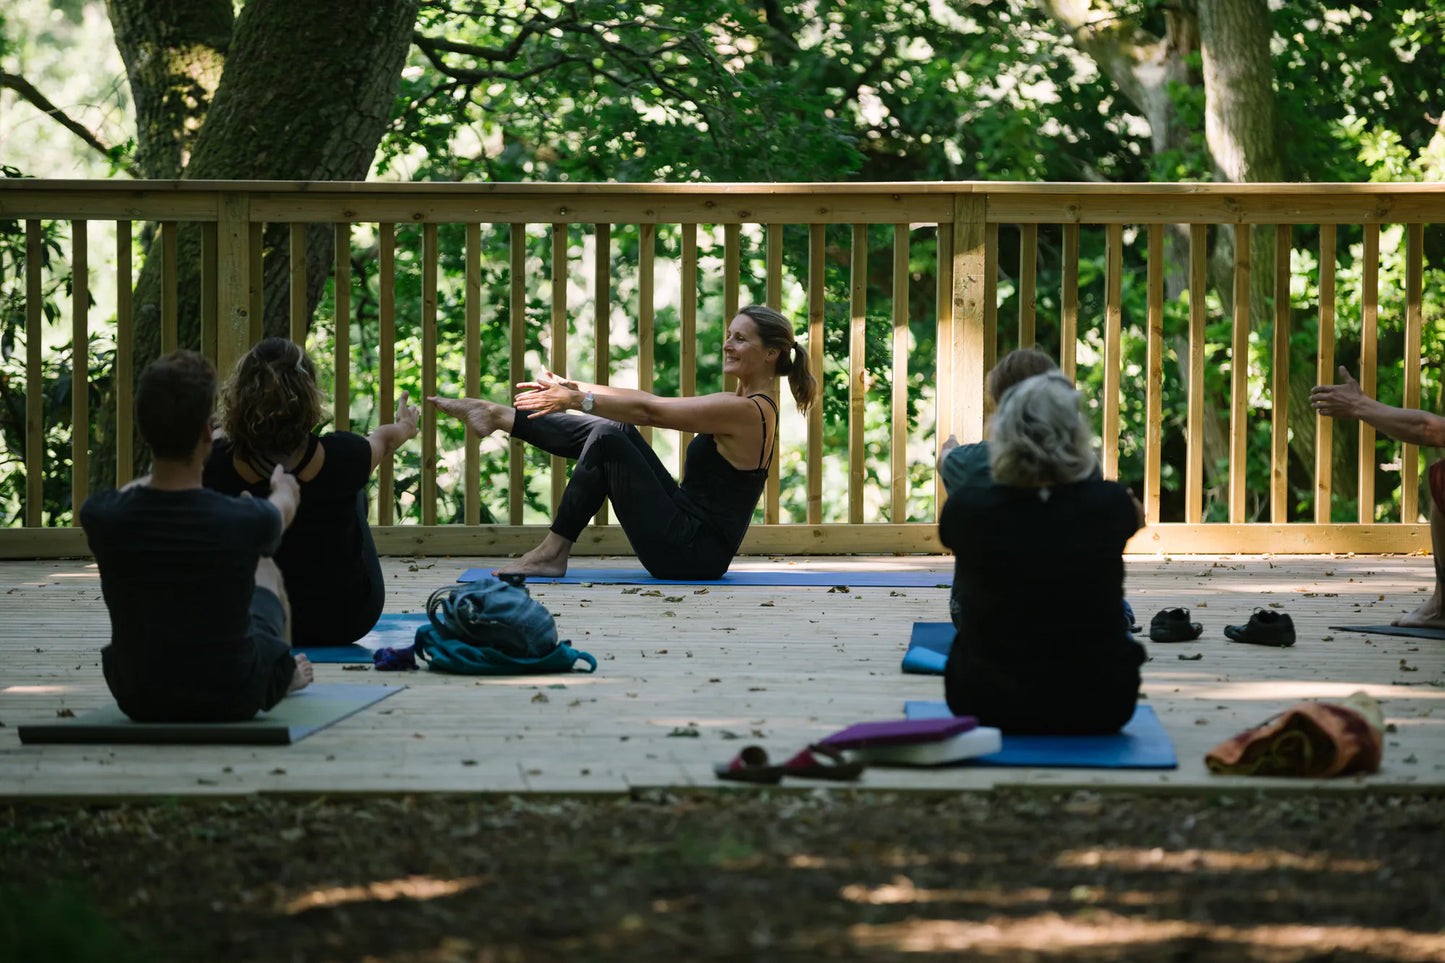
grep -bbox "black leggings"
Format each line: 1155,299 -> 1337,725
289,491 -> 386,646
510,412 -> 734,579
945,653 -> 1140,735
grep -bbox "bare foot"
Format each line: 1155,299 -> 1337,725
496,534 -> 572,578
287,653 -> 314,693
429,396 -> 512,438
1391,597 -> 1445,628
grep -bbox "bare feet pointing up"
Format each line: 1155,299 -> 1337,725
428,396 -> 514,438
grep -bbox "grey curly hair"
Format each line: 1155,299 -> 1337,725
989,372 -> 1099,487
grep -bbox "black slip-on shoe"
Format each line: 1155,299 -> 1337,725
1149,607 -> 1204,643
1224,610 -> 1296,647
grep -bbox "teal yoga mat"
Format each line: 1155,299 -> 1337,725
458,567 -> 951,588
902,701 -> 1177,769
17,684 -> 404,746
902,622 -> 953,674
297,613 -> 428,663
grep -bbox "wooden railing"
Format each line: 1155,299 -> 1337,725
1,180 -> 1442,558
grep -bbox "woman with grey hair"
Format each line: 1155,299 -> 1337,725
940,372 -> 1145,734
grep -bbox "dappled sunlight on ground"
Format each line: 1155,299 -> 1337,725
284,875 -> 486,914
1054,846 -> 1380,873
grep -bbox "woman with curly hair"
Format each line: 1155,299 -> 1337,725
204,337 -> 419,646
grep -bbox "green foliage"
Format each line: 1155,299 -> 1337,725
0,880 -> 160,963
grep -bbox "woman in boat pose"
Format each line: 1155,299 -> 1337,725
204,337 -> 419,646
431,304 -> 815,580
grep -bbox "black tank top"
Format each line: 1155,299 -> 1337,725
677,394 -> 778,552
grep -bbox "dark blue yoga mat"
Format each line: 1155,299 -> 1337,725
18,684 -> 404,746
902,622 -> 953,674
902,701 -> 1177,769
297,613 -> 428,663
1328,624 -> 1445,640
458,567 -> 952,588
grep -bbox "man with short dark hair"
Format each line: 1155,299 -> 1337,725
80,350 -> 310,721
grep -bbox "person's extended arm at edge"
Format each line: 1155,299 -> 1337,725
1310,365 -> 1445,448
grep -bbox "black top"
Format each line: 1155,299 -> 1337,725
203,432 -> 373,617
677,394 -> 778,554
80,486 -> 282,694
940,478 -> 1145,685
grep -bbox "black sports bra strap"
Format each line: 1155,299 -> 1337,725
748,393 -> 780,471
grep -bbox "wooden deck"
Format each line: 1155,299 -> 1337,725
1,554 -> 1442,800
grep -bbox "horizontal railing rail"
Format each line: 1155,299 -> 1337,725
1,180 -> 1440,558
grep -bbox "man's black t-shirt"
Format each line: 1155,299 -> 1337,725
204,432 -> 379,644
80,486 -> 285,716
940,478 -> 1145,732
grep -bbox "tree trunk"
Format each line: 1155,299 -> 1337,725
107,0 -> 419,478
106,0 -> 233,181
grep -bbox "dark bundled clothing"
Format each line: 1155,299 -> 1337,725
80,486 -> 294,722
510,397 -> 777,579
940,478 -> 1145,734
204,432 -> 383,646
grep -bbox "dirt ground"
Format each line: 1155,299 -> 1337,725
2,789 -> 1443,963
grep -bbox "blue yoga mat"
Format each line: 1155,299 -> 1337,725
902,622 -> 953,674
18,684 -> 404,746
297,612 -> 428,664
902,701 -> 1177,769
458,567 -> 952,588
1328,624 -> 1445,640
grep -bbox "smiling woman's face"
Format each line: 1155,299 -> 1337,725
722,315 -> 776,379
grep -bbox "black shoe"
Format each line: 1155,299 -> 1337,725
1149,607 -> 1203,643
1224,610 -> 1296,647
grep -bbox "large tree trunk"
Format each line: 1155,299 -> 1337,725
106,0 -> 233,181
103,0 -> 419,479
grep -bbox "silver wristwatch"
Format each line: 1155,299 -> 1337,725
581,391 -> 595,413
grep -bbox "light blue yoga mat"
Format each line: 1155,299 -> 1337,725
458,567 -> 952,588
902,701 -> 1177,769
297,612 -> 428,663
17,684 -> 404,746
902,622 -> 953,675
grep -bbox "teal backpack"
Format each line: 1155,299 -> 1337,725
413,576 -> 597,675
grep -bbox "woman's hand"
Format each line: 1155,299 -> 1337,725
514,380 -> 579,418
515,369 -> 578,393
394,390 -> 420,441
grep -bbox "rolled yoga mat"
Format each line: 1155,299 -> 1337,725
902,701 -> 1177,769
18,683 -> 404,746
458,567 -> 952,588
902,622 -> 953,675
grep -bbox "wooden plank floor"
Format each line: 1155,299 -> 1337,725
1,553 -> 1442,799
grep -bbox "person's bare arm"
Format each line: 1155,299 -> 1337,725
368,390 -> 421,471
513,370 -> 763,437
1310,365 -> 1445,448
267,464 -> 301,530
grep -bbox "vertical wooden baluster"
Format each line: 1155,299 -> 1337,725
1229,224 -> 1251,523
1403,222 -> 1424,522
1315,224 -> 1336,524
378,224 -> 395,525
550,223 -> 568,510
892,224 -> 910,524
849,223 -> 867,524
808,223 -> 826,525
1103,223 -> 1123,480
465,222 -> 482,527
952,195 -> 987,446
421,222 -> 438,526
1061,224 -> 1080,379
638,224 -> 656,446
983,222 -> 998,375
1186,224 -> 1207,524
1019,222 -> 1037,350
25,221 -> 42,526
1272,225 -> 1292,523
116,220 -> 134,487
289,223 -> 308,345
723,223 -> 740,396
200,222 -> 217,363
593,223 -> 611,526
679,223 -> 698,476
1359,223 -> 1379,523
71,220 -> 88,522
934,223 -> 954,515
765,223 -> 783,522
161,220 -> 178,353
333,223 -> 351,434
1144,223 -> 1163,524
247,221 -> 263,345
508,224 -> 526,524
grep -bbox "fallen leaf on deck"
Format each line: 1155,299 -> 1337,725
668,726 -> 700,738
55,708 -> 75,718
531,692 -> 550,703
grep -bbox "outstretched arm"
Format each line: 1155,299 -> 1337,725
368,390 -> 421,471
267,464 -> 301,530
514,370 -> 762,437
1310,365 -> 1445,449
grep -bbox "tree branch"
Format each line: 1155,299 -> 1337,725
0,72 -> 134,175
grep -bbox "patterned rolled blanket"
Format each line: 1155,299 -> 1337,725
1205,691 -> 1384,778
